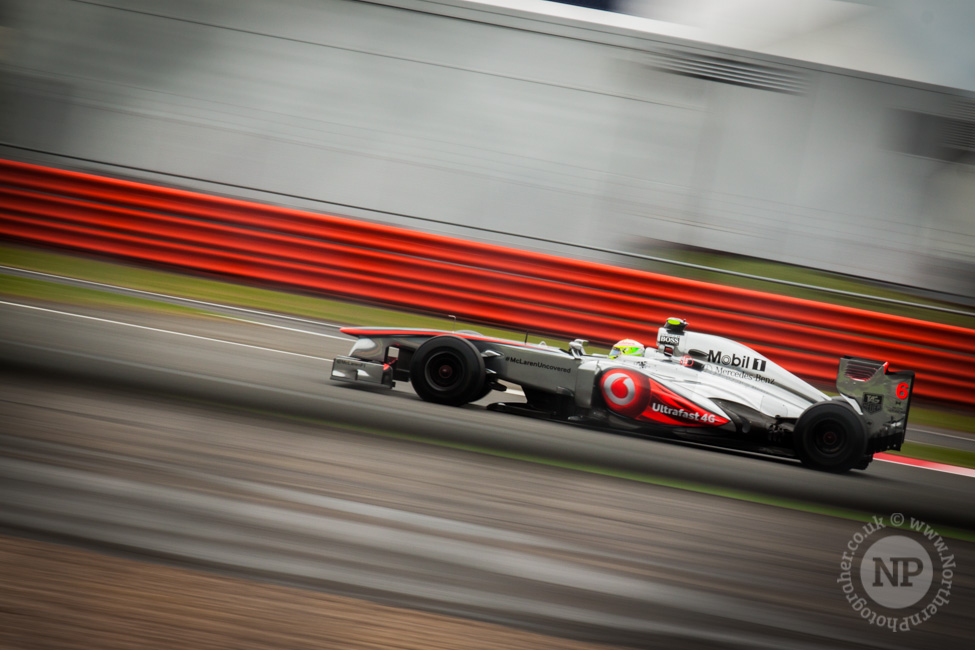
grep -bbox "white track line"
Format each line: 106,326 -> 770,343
214,314 -> 353,340
6,301 -> 971,475
0,299 -> 526,396
0,299 -> 333,362
0,265 -> 347,329
912,428 -> 975,443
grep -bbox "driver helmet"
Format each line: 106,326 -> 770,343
609,339 -> 645,359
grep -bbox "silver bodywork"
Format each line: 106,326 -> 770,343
330,323 -> 913,458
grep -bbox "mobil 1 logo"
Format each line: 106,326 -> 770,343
707,349 -> 767,372
838,513 -> 954,632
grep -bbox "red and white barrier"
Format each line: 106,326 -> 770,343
1,159 -> 972,406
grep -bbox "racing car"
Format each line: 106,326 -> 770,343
329,318 -> 914,472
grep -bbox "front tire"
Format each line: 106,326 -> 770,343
794,402 -> 867,473
410,336 -> 486,406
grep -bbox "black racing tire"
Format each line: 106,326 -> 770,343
409,336 -> 486,406
794,402 -> 868,473
471,383 -> 495,402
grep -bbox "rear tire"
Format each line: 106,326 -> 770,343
794,402 -> 867,473
410,336 -> 486,406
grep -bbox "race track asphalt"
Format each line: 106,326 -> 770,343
1,298 -> 972,649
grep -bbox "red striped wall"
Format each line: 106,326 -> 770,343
1,159 -> 972,406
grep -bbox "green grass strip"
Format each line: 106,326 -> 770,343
889,442 -> 975,470
0,244 -> 602,352
638,247 -> 973,327
906,408 -> 975,435
0,274 -> 211,318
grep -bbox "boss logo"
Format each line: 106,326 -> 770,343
659,335 -> 681,346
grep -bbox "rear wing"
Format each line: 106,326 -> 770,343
836,357 -> 915,450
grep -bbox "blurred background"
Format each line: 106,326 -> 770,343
1,0 -> 973,300
2,4 -> 973,649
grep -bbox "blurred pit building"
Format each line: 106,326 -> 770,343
1,0 -> 973,298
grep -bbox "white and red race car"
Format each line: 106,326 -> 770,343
330,318 -> 914,472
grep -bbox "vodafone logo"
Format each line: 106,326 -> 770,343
604,372 -> 635,405
599,370 -> 650,418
